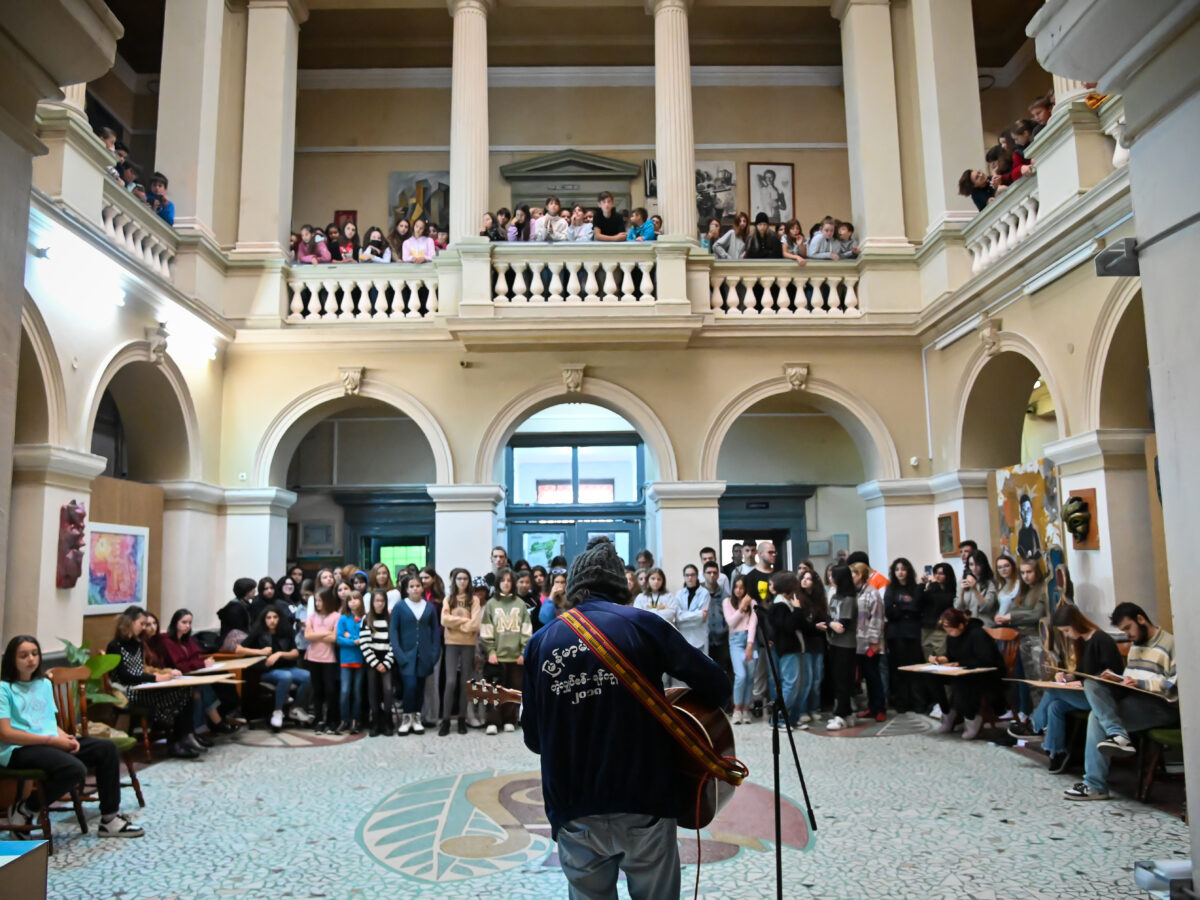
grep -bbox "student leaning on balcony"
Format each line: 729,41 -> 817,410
296,224 -> 331,264
712,211 -> 748,259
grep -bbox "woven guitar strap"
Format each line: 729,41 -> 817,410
559,607 -> 747,788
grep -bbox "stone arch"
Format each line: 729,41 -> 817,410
698,375 -> 901,482
473,378 -> 679,485
954,333 -> 1066,470
255,378 -> 454,487
17,294 -> 67,445
83,341 -> 201,481
1082,278 -> 1150,430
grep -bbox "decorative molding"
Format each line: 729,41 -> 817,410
297,141 -> 849,155
146,323 -> 169,366
562,363 -> 585,393
979,317 -> 1002,357
11,445 -> 108,489
425,484 -> 505,511
158,480 -> 227,513
783,362 -> 809,391
1044,428 -> 1153,468
646,481 -> 728,508
929,469 -> 992,500
298,65 -> 843,92
856,478 -> 935,508
339,365 -> 365,396
221,487 -> 298,515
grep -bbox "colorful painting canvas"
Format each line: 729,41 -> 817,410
388,171 -> 450,231
86,522 -> 149,615
994,459 -> 1061,575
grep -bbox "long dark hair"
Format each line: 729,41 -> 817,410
796,569 -> 828,621
365,589 -> 390,629
929,562 -> 958,597
447,567 -> 472,609
887,557 -> 918,591
313,586 -> 337,617
966,550 -> 995,588
1,635 -> 45,682
247,605 -> 283,641
831,565 -> 856,598
167,608 -> 194,641
419,566 -> 445,603
512,204 -> 532,241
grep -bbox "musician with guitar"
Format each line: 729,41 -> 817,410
520,536 -> 735,899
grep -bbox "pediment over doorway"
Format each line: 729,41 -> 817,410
500,149 -> 642,211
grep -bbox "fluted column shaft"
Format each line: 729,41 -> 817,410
448,0 -> 492,244
1052,74 -> 1091,109
650,0 -> 695,240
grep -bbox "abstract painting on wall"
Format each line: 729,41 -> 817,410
994,459 -> 1061,573
85,522 -> 149,615
388,171 -> 450,230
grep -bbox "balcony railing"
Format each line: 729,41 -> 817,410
963,173 -> 1041,275
286,264 -> 439,322
491,244 -> 657,305
100,177 -> 178,281
709,261 -> 859,317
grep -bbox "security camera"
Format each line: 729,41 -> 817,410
1095,237 -> 1139,277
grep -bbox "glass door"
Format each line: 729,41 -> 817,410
508,520 -> 643,568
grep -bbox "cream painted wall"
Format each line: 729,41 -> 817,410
292,83 -> 851,235
806,485 -> 868,566
716,414 -> 865,483
290,491 -> 346,555
287,415 -> 438,486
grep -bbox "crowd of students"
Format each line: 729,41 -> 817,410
0,532 -> 1177,844
95,127 -> 175,227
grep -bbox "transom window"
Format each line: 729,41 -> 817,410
508,439 -> 642,506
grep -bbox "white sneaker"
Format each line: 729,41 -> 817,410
485,724 -> 498,736
397,713 -> 412,736
928,704 -> 943,720
98,813 -> 144,838
826,716 -> 846,731
289,707 -> 314,725
799,714 -> 812,723
411,717 -> 425,735
503,723 -> 515,733
270,710 -> 284,729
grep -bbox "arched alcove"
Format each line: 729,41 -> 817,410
89,360 -> 194,482
15,330 -> 51,445
1098,294 -> 1152,429
960,351 -> 1058,469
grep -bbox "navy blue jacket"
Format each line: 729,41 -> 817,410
521,596 -> 731,837
389,600 -> 441,677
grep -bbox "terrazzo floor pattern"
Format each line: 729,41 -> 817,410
43,714 -> 1188,900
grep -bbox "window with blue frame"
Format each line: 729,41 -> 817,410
507,436 -> 643,507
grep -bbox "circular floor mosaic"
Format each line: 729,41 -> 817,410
230,727 -> 366,748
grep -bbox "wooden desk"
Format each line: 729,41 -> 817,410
1003,678 -> 1085,691
898,664 -> 998,676
206,653 -> 269,698
130,673 -> 235,690
185,657 -> 264,675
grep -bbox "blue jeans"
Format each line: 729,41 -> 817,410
399,672 -> 427,714
770,650 -> 802,724
261,666 -> 312,711
340,666 -> 364,722
192,684 -> 220,730
797,651 -> 824,716
1082,679 -> 1178,792
557,813 -> 679,900
1031,686 -> 1091,756
729,631 -> 752,708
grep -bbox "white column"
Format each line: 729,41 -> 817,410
155,0 -> 225,235
648,0 -> 696,241
42,83 -> 89,121
929,469 -> 991,578
427,485 -> 505,577
830,0 -> 909,251
910,0 -> 986,236
1045,430 -> 1156,624
5,446 -> 107,651
1052,74 -> 1091,109
159,481 -> 224,629
857,479 -> 939,570
220,488 -> 296,601
233,0 -> 306,257
647,482 -> 726,583
447,0 -> 492,244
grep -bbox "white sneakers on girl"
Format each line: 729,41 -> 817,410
826,716 -> 847,730
485,724 -> 498,735
411,717 -> 425,735
397,713 -> 412,736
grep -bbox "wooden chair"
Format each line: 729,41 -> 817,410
984,627 -> 1021,724
1138,728 -> 1184,803
49,666 -> 145,809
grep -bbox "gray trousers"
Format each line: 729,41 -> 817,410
557,813 -> 680,900
442,644 -> 473,720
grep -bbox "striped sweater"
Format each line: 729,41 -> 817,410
1123,628 -> 1176,696
358,615 -> 394,669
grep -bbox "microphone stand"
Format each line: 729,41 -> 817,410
751,600 -> 818,900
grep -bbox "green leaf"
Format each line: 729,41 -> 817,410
85,654 -> 120,678
85,691 -> 123,706
58,638 -> 90,666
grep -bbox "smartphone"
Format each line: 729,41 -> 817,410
924,565 -> 933,576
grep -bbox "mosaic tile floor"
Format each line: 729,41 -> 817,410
42,714 -> 1188,900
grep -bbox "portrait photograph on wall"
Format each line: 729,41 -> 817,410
748,162 -> 794,223
85,522 -> 149,615
643,159 -> 657,198
937,511 -> 961,558
994,458 -> 1062,569
695,160 -> 736,232
388,171 -> 450,229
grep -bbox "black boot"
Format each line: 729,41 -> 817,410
369,717 -> 381,737
457,718 -> 468,735
438,719 -> 451,737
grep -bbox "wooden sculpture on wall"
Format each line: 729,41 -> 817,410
56,499 -> 87,588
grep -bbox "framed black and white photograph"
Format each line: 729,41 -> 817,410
643,159 -> 657,198
695,160 -> 736,232
748,162 -> 794,223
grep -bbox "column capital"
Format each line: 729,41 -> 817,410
447,0 -> 494,17
11,444 -> 107,491
1045,428 -> 1152,473
647,481 -> 727,508
830,0 -> 888,23
157,480 -> 226,512
221,487 -> 298,515
929,469 -> 991,501
426,484 -> 505,511
857,478 -> 934,508
646,0 -> 693,14
248,0 -> 309,25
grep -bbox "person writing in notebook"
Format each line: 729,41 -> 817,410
522,537 -> 730,900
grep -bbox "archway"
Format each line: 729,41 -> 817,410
504,402 -> 648,566
958,350 -> 1061,470
474,378 -> 678,486
269,395 -> 441,574
16,299 -> 66,445
713,391 -> 869,571
1097,293 -> 1152,429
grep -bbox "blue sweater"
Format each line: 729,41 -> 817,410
626,221 -> 656,241
521,596 -> 730,837
389,600 -> 441,677
336,614 -> 365,665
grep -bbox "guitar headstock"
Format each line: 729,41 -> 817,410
467,679 -> 523,707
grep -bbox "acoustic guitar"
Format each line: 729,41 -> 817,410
467,680 -> 738,828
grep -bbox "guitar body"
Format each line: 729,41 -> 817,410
666,687 -> 736,829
